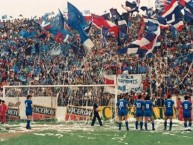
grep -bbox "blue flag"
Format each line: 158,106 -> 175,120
68,2 -> 94,51
2,15 -> 7,19
58,9 -> 64,30
68,2 -> 87,30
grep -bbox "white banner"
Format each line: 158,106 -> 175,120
117,74 -> 142,93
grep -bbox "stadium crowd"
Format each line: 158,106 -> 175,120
0,12 -> 193,107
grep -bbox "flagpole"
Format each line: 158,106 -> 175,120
148,61 -> 153,99
114,56 -> 119,117
166,37 -> 169,97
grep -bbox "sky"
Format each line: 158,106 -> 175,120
0,0 -> 155,19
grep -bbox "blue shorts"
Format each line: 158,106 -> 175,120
118,110 -> 128,116
136,110 -> 143,117
183,111 -> 191,118
165,110 -> 173,117
144,111 -> 153,117
26,110 -> 32,116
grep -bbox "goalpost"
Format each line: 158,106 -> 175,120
2,85 -> 118,124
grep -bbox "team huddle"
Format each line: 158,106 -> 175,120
116,95 -> 192,131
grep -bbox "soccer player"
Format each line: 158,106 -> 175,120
116,95 -> 129,130
181,96 -> 192,131
91,98 -> 103,127
0,100 -> 7,124
144,95 -> 155,130
25,95 -> 33,129
164,95 -> 175,131
133,94 -> 144,130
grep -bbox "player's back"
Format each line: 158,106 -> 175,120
134,100 -> 144,111
117,99 -> 127,110
144,100 -> 153,111
164,99 -> 174,111
182,100 -> 192,112
25,99 -> 32,111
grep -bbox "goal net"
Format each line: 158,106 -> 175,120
2,85 -> 117,125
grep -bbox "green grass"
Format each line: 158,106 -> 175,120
1,128 -> 193,145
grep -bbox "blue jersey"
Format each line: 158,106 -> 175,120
181,100 -> 192,119
116,99 -> 128,111
144,100 -> 153,111
181,101 -> 192,112
134,100 -> 144,111
116,99 -> 128,116
164,99 -> 174,116
134,100 -> 144,117
144,100 -> 153,117
25,100 -> 32,111
164,99 -> 174,111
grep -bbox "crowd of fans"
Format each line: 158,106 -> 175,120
0,13 -> 193,106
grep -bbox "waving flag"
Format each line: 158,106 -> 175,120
2,15 -> 7,19
101,13 -> 111,20
179,0 -> 193,22
118,18 -> 160,56
68,2 -> 94,52
85,14 -> 119,37
110,8 -> 121,23
118,20 -> 127,34
159,0 -> 184,30
68,2 -> 87,29
58,9 -> 64,30
125,1 -> 139,12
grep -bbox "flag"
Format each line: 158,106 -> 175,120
160,0 -> 184,30
41,21 -> 52,30
141,6 -> 148,11
180,0 -> 193,22
2,15 -> 7,19
146,19 -> 159,32
118,18 -> 160,56
58,9 -> 64,30
125,1 -> 137,9
104,75 -> 115,84
68,2 -> 87,29
118,20 -> 127,35
84,20 -> 92,34
121,13 -> 129,24
101,13 -> 111,20
184,7 -> 193,22
85,14 -> 119,37
110,8 -> 121,23
68,2 -> 94,52
125,1 -> 139,12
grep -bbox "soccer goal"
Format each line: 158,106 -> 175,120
2,85 -> 118,125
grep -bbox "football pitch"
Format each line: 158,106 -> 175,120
0,121 -> 193,145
